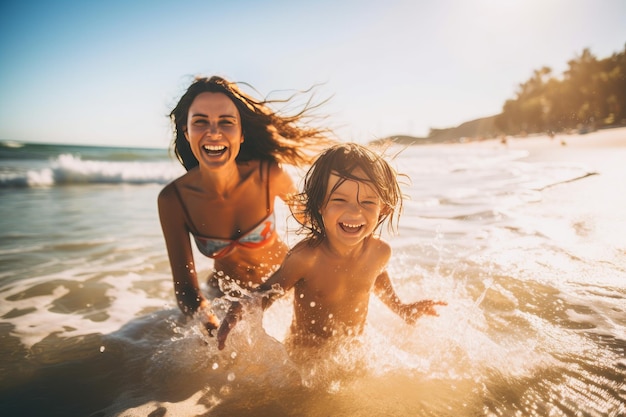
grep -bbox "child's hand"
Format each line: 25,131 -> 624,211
196,299 -> 219,336
203,312 -> 220,335
403,300 -> 447,324
217,302 -> 243,350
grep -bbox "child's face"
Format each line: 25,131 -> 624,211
320,168 -> 383,247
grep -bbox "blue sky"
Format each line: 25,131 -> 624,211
1,0 -> 625,148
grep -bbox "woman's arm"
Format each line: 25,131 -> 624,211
270,162 -> 298,202
158,183 -> 218,330
269,162 -> 308,224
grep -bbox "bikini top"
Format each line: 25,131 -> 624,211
174,162 -> 277,260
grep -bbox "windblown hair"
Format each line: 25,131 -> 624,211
294,142 -> 404,245
169,75 -> 333,171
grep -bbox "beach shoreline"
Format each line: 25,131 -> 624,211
461,126 -> 626,162
432,125 -> 626,264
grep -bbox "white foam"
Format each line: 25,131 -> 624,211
0,153 -> 184,187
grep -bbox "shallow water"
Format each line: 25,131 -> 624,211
0,132 -> 625,416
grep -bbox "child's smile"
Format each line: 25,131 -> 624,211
321,169 -> 382,247
339,221 -> 365,234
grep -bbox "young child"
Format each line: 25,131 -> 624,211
217,142 -> 446,350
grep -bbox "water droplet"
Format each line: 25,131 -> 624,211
310,301 -> 316,307
299,293 -> 304,298
99,345 -> 105,353
212,362 -> 219,370
311,320 -> 316,324
227,372 -> 236,382
230,352 -> 238,359
328,380 -> 341,393
328,314 -> 333,319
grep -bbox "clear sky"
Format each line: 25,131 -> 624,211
1,0 -> 625,148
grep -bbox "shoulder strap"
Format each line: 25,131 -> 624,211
265,161 -> 271,213
172,183 -> 200,235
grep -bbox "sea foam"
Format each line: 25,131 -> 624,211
0,153 -> 183,188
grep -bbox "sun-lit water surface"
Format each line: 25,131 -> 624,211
0,132 -> 624,416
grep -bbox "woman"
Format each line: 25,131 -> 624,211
158,76 -> 330,332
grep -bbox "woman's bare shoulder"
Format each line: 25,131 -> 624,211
266,160 -> 297,198
158,172 -> 200,211
158,180 -> 177,203
236,159 -> 262,175
268,160 -> 288,175
158,174 -> 189,201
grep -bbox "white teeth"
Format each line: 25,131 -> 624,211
203,145 -> 226,151
339,222 -> 363,234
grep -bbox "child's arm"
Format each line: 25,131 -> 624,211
215,281 -> 284,350
373,270 -> 447,324
217,244 -> 310,350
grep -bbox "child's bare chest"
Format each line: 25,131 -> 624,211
299,258 -> 381,303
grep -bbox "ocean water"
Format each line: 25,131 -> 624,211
0,133 -> 624,417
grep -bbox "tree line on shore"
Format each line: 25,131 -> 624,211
495,43 -> 626,136
376,43 -> 626,146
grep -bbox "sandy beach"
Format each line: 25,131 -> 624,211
464,127 -> 626,250
482,126 -> 626,161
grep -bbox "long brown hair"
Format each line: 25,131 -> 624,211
169,75 -> 333,171
295,143 -> 404,245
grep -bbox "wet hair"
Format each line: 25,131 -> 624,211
295,142 -> 403,244
169,75 -> 332,171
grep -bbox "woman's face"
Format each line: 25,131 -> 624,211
185,92 -> 243,170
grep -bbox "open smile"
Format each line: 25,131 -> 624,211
339,221 -> 364,234
203,144 -> 228,157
